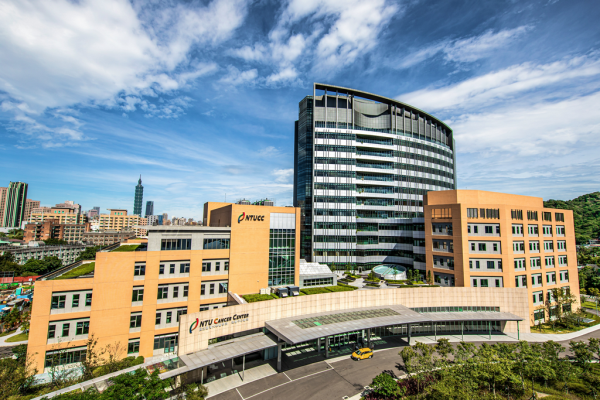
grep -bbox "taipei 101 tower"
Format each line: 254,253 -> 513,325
133,175 -> 144,217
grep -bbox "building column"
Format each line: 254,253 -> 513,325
317,337 -> 321,353
407,324 -> 412,345
367,328 -> 371,348
277,342 -> 283,372
324,336 -> 329,359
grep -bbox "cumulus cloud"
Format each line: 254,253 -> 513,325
219,66 -> 259,86
0,0 -> 248,144
273,168 -> 294,183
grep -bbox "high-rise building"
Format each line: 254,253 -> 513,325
87,207 -> 100,219
2,181 -> 29,228
0,187 -> 7,225
24,199 -> 41,222
294,84 -> 456,272
133,176 -> 144,217
145,201 -> 154,217
29,207 -> 86,225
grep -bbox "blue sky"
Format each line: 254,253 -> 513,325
1,0 -> 599,220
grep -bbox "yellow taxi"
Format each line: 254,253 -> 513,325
351,348 -> 374,360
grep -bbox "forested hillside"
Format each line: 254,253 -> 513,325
544,191 -> 600,244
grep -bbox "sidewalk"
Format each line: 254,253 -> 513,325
205,363 -> 277,398
0,326 -> 27,347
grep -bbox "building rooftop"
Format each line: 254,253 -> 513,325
299,259 -> 332,275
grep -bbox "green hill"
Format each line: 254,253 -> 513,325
544,191 -> 600,244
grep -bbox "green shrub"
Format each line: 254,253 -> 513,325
242,294 -> 276,303
566,382 -> 591,395
386,279 -> 408,284
366,283 -> 380,287
327,285 -> 356,292
300,287 -> 330,295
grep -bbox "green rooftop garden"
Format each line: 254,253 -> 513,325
111,244 -> 140,252
54,262 -> 95,280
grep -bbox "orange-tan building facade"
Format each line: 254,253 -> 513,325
28,203 -> 300,372
424,190 -> 579,323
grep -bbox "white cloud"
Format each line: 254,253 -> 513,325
273,168 -> 294,183
393,26 -> 532,69
0,0 -> 249,144
219,66 -> 259,86
398,54 -> 600,112
257,146 -> 281,158
229,0 -> 399,81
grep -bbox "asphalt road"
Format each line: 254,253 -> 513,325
210,330 -> 600,400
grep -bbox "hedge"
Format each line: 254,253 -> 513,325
242,293 -> 278,303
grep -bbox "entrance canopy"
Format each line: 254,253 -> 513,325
160,333 -> 278,379
265,305 -> 523,344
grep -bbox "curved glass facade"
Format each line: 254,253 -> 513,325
294,84 -> 456,272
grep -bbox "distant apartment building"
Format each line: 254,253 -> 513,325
172,217 -> 186,226
24,220 -> 90,243
0,243 -> 94,265
82,230 -> 136,246
24,200 -> 41,222
145,201 -> 154,217
29,207 -> 87,225
55,201 -> 81,215
87,207 -> 100,219
133,177 -> 144,217
424,190 -> 579,323
0,187 -> 7,225
98,209 -> 146,236
2,182 -> 29,228
147,215 -> 160,226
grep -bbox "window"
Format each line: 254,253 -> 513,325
533,291 -> 543,304
132,288 -> 144,302
51,295 -> 66,309
514,258 -> 525,270
130,314 -> 142,328
159,264 -> 165,274
128,341 -> 140,354
555,213 -> 564,222
515,275 -> 527,288
557,241 -> 566,251
532,274 -> 542,286
530,257 -> 541,269
547,272 -> 556,284
545,256 -> 555,267
173,287 -> 179,298
556,226 -> 565,235
157,286 -> 169,300
201,284 -> 205,296
534,309 -> 545,321
474,226 -> 479,234
62,323 -> 70,337
45,347 -> 87,368
169,264 -> 175,274
48,325 -> 56,339
476,261 -> 480,269
209,284 -> 215,295
543,212 -> 552,222
180,263 -> 190,274
183,285 -> 189,297
72,294 -> 80,308
76,321 -> 89,335
513,242 -> 524,252
219,283 -> 228,294
542,226 -> 552,236
467,208 -> 478,218
485,226 -> 493,234
202,262 -> 211,272
303,277 -> 334,286
161,238 -> 191,250
134,264 -> 145,276
528,225 -> 539,235
530,241 -> 540,251
478,243 -> 486,251
85,293 -> 92,307
203,238 -> 230,249
558,255 -> 568,265
487,261 -> 495,269
432,208 -> 452,219
176,309 -> 186,322
471,243 -> 476,251
166,311 -> 172,324
560,270 -> 569,282
480,279 -> 489,288
527,211 -> 538,221
155,312 -> 161,325
493,243 -> 498,252
224,261 -> 229,271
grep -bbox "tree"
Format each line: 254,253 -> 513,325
75,246 -> 102,262
0,345 -> 37,399
426,270 -> 433,285
371,372 -> 402,398
570,340 -> 594,371
434,338 -> 454,365
589,337 -> 600,361
548,287 -> 577,326
44,238 -> 69,245
102,368 -> 171,399
7,229 -> 24,240
0,252 -> 22,275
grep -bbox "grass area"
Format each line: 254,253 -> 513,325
54,262 -> 95,280
242,293 -> 278,303
6,332 -> 28,342
365,283 -> 380,287
0,329 -> 16,337
301,285 -> 357,295
111,244 -> 140,252
530,311 -> 600,333
582,300 -> 599,309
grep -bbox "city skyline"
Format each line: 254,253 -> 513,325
1,0 -> 599,221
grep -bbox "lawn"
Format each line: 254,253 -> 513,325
0,329 -> 16,337
242,293 -> 278,303
111,245 -> 140,252
582,300 -> 600,310
54,262 -> 95,280
6,332 -> 28,342
530,311 -> 600,333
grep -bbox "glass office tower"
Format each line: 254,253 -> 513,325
293,83 -> 456,273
